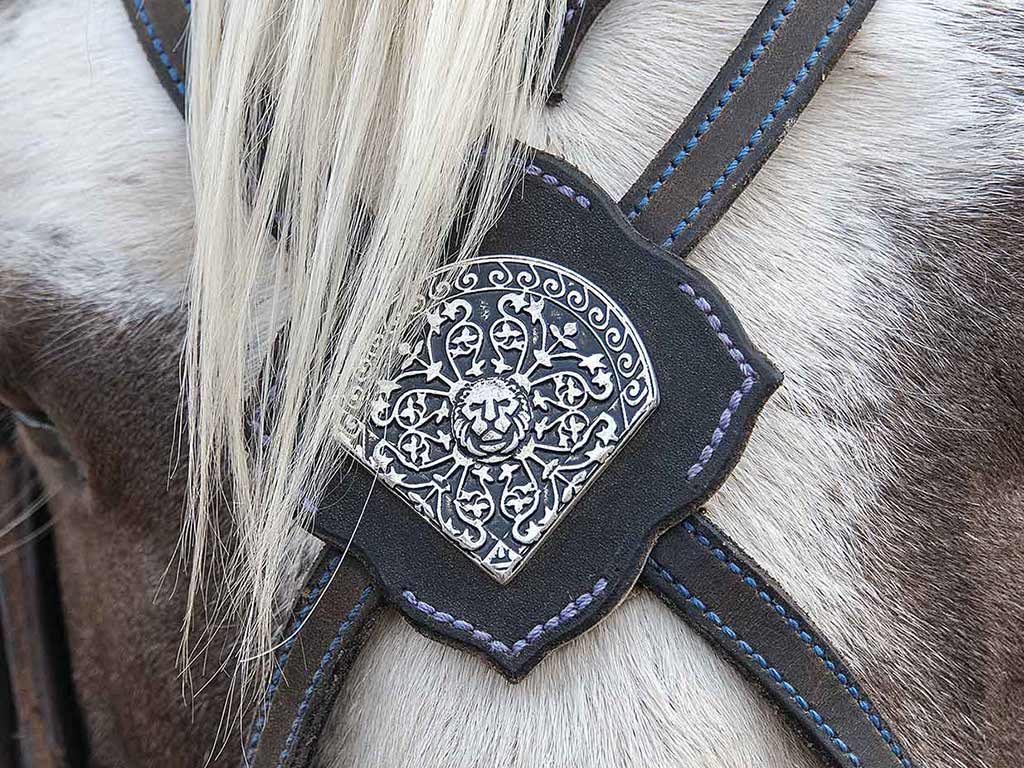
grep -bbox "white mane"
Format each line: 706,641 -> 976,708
182,0 -> 562,698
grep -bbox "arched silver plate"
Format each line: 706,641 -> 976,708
340,255 -> 659,583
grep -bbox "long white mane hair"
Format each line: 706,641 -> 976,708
182,0 -> 562,698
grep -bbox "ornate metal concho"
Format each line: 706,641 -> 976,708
340,256 -> 658,583
313,150 -> 779,680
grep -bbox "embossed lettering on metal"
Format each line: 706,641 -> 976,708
340,255 -> 659,583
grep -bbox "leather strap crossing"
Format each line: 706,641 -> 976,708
244,550 -> 382,768
620,0 -> 876,257
123,0 -> 877,257
116,3 -> 913,767
250,510 -> 911,768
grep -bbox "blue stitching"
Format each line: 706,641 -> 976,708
627,0 -> 798,221
679,283 -> 756,480
646,557 -> 863,767
244,556 -> 341,762
403,577 -> 607,656
133,0 -> 186,97
663,1 -> 857,246
275,586 -> 374,768
681,521 -> 914,766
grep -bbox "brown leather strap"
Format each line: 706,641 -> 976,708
123,0 -> 609,118
548,0 -> 613,105
122,0 -> 190,116
243,549 -> 382,768
620,0 -> 876,257
642,515 -> 912,768
0,411 -> 84,768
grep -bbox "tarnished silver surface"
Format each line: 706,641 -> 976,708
340,255 -> 658,583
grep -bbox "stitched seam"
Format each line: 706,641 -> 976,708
522,161 -> 592,210
627,0 -> 798,221
679,283 -> 756,480
647,557 -> 863,767
244,556 -> 341,761
275,586 -> 374,767
133,1 -> 186,96
681,521 -> 914,766
403,577 -> 607,656
663,1 -> 856,246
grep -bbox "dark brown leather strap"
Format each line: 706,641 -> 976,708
0,411 -> 85,768
620,0 -> 875,257
243,549 -> 382,768
548,0 -> 613,105
122,0 -> 190,116
642,514 -> 911,768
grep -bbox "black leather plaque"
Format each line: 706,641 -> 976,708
312,150 -> 781,680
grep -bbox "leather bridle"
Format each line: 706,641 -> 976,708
0,2 -> 917,767
0,410 -> 86,768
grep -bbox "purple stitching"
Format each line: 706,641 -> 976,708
680,283 -> 756,481
523,162 -> 592,209
403,577 -> 608,656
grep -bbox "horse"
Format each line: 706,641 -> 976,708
0,0 -> 1021,765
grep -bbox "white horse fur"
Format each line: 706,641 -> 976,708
1,0 -> 1021,766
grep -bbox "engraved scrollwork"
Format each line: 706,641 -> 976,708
342,255 -> 659,583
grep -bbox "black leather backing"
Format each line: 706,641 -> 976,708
643,516 -> 911,768
621,0 -> 876,257
312,152 -> 780,680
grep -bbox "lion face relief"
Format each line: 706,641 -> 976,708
452,377 -> 533,462
342,255 -> 658,581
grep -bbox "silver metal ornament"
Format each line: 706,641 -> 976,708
340,255 -> 659,583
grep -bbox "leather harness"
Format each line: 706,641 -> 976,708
0,2 -> 918,767
0,411 -> 86,767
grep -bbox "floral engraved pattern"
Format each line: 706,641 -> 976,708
340,255 -> 659,582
